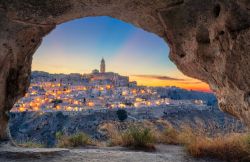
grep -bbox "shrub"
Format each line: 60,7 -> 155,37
56,132 -> 92,148
185,133 -> 250,161
172,125 -> 250,161
100,120 -> 250,160
160,127 -> 179,145
69,133 -> 90,147
100,122 -> 156,150
99,123 -> 123,146
116,109 -> 128,122
55,131 -> 63,139
122,126 -> 155,150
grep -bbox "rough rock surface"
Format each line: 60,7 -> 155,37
0,144 -> 221,162
9,106 -> 244,147
0,0 -> 249,140
0,143 -> 69,159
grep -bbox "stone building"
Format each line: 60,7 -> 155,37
100,58 -> 105,73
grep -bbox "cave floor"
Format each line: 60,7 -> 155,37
0,144 -> 221,162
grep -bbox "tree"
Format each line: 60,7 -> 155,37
116,109 -> 128,122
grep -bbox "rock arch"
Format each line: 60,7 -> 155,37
0,0 -> 249,140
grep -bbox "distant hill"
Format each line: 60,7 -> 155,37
156,87 -> 218,106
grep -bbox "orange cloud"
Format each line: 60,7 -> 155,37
130,75 -> 211,92
131,75 -> 186,81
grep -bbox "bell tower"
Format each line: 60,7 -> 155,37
100,58 -> 105,73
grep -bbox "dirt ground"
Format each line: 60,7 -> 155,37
0,144 -> 221,162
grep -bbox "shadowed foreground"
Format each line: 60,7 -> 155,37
0,144 -> 220,162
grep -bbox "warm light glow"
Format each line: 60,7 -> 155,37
19,107 -> 25,112
106,85 -> 111,89
136,98 -> 143,102
122,91 -> 127,96
88,101 -> 95,107
119,103 -> 126,108
132,89 -> 137,94
56,105 -> 61,110
146,101 -> 151,106
130,76 -> 211,92
33,106 -> 39,111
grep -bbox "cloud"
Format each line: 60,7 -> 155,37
131,74 -> 186,81
179,81 -> 204,84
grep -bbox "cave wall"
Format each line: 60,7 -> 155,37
0,0 -> 249,140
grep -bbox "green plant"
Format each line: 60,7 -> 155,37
55,131 -> 63,138
122,126 -> 155,150
56,132 -> 92,148
68,132 -> 90,147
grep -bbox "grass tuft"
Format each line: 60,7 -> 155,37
185,133 -> 250,161
18,140 -> 45,148
56,132 -> 92,148
99,120 -> 250,160
122,126 -> 156,151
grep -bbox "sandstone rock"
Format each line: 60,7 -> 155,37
0,0 -> 249,141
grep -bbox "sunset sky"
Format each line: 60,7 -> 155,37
32,16 -> 210,92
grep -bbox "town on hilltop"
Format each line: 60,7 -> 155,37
11,58 -> 216,113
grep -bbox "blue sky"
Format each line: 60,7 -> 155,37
32,16 -> 209,91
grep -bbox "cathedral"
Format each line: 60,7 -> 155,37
89,58 -> 129,87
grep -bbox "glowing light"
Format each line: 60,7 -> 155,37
88,102 -> 95,107
136,98 -> 143,102
146,101 -> 151,106
33,106 -> 39,111
66,106 -> 72,111
56,105 -> 61,110
119,103 -> 126,108
122,91 -> 127,96
19,107 -> 25,112
134,103 -> 139,107
132,89 -> 137,94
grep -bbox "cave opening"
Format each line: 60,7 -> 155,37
8,16 -> 243,148
0,1 -> 249,160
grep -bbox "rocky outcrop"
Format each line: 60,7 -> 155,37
9,106 -> 244,147
0,0 -> 249,141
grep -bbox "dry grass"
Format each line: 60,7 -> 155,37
99,121 -> 156,150
184,133 -> 250,161
18,140 -> 45,148
121,126 -> 156,150
159,127 -> 179,145
99,122 -> 123,146
56,132 -> 93,148
99,120 -> 250,160
171,124 -> 250,161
